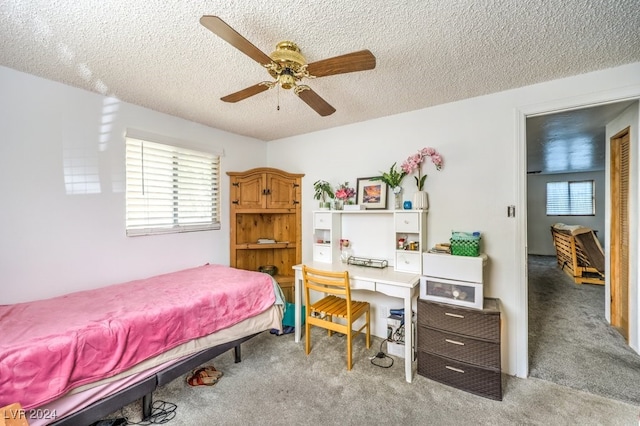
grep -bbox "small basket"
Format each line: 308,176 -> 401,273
450,231 -> 481,257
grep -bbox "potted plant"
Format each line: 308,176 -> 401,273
371,162 -> 407,209
334,182 -> 356,209
313,180 -> 335,209
400,147 -> 443,210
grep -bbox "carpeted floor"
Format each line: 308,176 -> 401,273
528,254 -> 640,405
104,309 -> 640,425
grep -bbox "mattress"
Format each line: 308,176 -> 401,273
28,304 -> 282,426
0,264 -> 278,410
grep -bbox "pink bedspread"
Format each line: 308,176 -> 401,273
0,264 -> 275,409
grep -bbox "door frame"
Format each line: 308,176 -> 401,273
515,88 -> 640,378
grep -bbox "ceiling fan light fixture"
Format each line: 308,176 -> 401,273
279,72 -> 296,90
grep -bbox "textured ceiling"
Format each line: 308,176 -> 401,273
1,0 -> 639,141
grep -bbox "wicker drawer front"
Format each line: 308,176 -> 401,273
418,299 -> 499,341
418,352 -> 502,400
418,326 -> 500,370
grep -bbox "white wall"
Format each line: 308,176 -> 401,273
605,102 -> 640,352
267,62 -> 640,376
527,171 -> 605,255
0,67 -> 267,304
2,62 -> 639,377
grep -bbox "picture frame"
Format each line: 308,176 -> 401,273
356,177 -> 387,210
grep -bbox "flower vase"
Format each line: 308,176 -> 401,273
334,200 -> 343,210
413,191 -> 429,210
340,240 -> 353,263
394,192 -> 402,210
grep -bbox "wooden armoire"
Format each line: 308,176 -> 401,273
227,168 -> 304,302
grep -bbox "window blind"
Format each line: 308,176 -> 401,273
546,180 -> 594,216
125,137 -> 220,236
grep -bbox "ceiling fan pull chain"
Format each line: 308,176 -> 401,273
277,85 -> 280,111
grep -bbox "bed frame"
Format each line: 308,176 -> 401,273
550,225 -> 605,285
49,332 -> 259,426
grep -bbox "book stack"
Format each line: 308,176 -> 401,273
429,242 -> 451,254
257,238 -> 276,244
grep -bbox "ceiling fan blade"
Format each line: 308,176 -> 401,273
306,50 -> 376,78
296,88 -> 336,116
200,15 -> 273,65
221,83 -> 271,103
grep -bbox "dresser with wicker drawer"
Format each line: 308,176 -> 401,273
417,297 -> 502,400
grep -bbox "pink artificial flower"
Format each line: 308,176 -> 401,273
402,147 -> 444,190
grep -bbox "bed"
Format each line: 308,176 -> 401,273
0,264 -> 284,425
550,223 -> 605,285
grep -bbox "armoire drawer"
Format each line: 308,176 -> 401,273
418,326 -> 500,369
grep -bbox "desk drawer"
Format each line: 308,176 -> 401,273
418,352 -> 502,400
313,245 -> 332,263
350,278 -> 375,292
394,212 -> 420,232
418,326 -> 500,369
313,212 -> 332,229
396,250 -> 421,273
418,299 -> 499,341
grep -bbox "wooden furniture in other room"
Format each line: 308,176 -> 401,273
550,224 -> 605,285
302,265 -> 371,370
228,168 -> 304,302
417,298 -> 502,400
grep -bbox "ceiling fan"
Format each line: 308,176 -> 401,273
200,15 -> 376,116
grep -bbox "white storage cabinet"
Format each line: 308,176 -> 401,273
420,252 -> 488,309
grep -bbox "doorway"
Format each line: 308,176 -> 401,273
524,102 -> 640,404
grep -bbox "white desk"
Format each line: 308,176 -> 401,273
292,261 -> 420,383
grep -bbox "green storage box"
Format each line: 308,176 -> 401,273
450,231 -> 481,257
282,302 -> 304,327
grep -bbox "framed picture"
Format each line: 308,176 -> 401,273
356,177 -> 387,209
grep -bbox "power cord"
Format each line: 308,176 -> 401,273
369,338 -> 394,368
124,400 -> 177,425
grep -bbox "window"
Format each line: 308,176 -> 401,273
546,180 -> 594,216
125,133 -> 221,236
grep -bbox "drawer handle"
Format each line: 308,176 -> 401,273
445,365 -> 465,374
445,312 -> 465,319
445,338 -> 464,346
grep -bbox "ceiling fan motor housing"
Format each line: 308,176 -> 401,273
268,41 -> 307,88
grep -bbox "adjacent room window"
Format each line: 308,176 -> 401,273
546,180 -> 594,216
125,133 -> 221,236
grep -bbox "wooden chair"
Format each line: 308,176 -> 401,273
0,403 -> 29,426
302,265 -> 371,370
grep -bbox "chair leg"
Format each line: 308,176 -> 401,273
346,329 -> 353,371
305,317 -> 311,355
365,308 -> 371,348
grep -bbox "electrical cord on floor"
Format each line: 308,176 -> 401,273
125,400 -> 177,425
369,338 -> 394,368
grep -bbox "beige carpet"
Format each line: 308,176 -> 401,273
528,255 -> 640,405
106,326 -> 640,426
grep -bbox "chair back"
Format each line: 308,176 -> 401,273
303,266 -> 352,309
